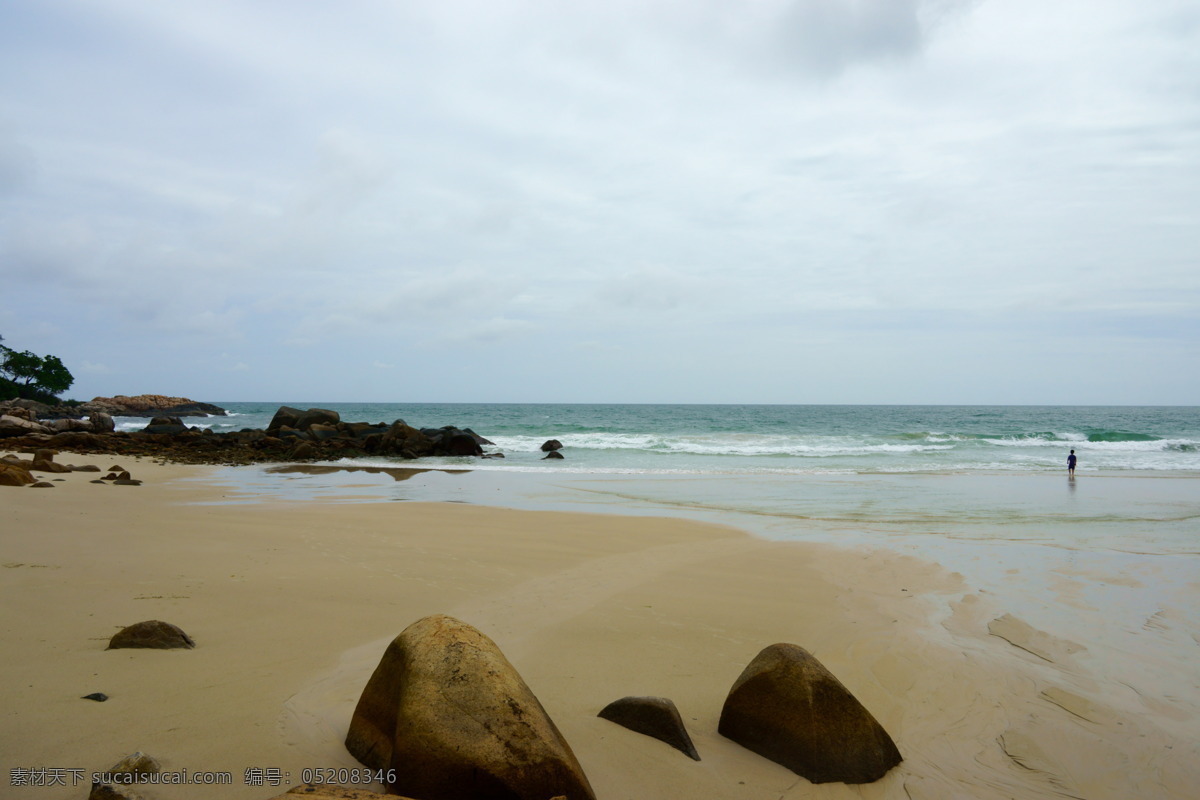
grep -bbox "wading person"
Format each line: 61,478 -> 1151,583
1067,449 -> 1077,477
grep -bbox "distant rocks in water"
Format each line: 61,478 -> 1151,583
718,643 -> 901,784
543,450 -> 565,460
541,439 -> 564,452
83,394 -> 228,418
598,696 -> 701,761
107,620 -> 195,650
346,614 -> 596,800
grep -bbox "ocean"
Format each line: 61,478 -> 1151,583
116,402 -> 1200,474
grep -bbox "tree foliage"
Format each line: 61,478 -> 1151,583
0,336 -> 75,403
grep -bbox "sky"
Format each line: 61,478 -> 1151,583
1,0 -> 1198,405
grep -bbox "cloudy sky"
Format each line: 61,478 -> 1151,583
2,0 -> 1197,404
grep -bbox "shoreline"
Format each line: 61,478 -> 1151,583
2,454 -> 1197,798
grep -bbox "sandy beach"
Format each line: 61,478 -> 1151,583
2,453 -> 1196,799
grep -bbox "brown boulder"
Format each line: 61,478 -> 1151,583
598,696 -> 700,760
294,408 -> 341,431
89,751 -> 160,800
345,614 -> 595,800
89,411 -> 116,433
541,439 -> 564,452
0,463 -> 35,486
718,643 -> 901,784
0,414 -> 53,437
107,620 -> 195,650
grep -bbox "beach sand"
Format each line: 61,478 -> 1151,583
1,454 -> 1196,799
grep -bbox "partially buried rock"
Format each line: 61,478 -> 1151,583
542,451 -> 565,460
718,643 -> 901,784
31,481 -> 55,488
89,751 -> 160,800
82,692 -> 109,702
345,614 -> 595,800
107,620 -> 195,650
598,696 -> 700,760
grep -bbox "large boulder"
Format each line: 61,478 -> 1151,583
0,414 -> 53,438
89,412 -> 115,433
107,620 -> 195,650
268,406 -> 305,432
598,696 -> 700,760
0,463 -> 35,486
345,614 -> 595,800
718,643 -> 901,784
541,439 -> 564,452
440,428 -> 484,457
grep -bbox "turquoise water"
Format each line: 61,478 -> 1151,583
123,403 -> 1200,474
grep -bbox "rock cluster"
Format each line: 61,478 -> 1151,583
0,449 -> 101,487
0,405 -> 497,467
82,394 -> 228,418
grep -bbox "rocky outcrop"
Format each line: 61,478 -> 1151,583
0,406 -> 502,467
346,614 -> 595,800
598,696 -> 701,760
107,620 -> 195,650
81,395 -> 227,418
718,643 -> 901,784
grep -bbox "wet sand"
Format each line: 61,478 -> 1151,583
1,454 -> 1196,799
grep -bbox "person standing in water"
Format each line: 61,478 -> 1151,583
1067,449 -> 1077,477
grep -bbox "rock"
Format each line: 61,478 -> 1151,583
108,465 -> 126,472
598,696 -> 701,760
89,751 -> 160,800
542,451 -> 565,460
34,448 -> 57,461
82,395 -> 227,418
47,417 -> 94,432
345,614 -> 595,800
290,441 -> 317,459
541,439 -> 564,452
718,643 -> 901,784
31,458 -> 71,473
294,408 -> 341,431
307,423 -> 342,441
0,414 -> 53,437
82,692 -> 109,702
442,429 -> 484,457
89,412 -> 115,433
267,406 -> 304,432
31,481 -> 55,488
70,464 -> 102,472
112,478 -> 143,486
107,620 -> 195,650
0,463 -> 35,486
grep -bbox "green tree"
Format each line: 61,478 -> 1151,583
0,337 -> 75,402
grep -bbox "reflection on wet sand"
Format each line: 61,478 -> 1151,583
264,464 -> 471,482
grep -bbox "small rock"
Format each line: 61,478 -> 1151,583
598,696 -> 700,760
31,481 -> 55,488
107,620 -> 195,650
89,751 -> 160,800
82,692 -> 109,702
542,451 -> 565,460
112,478 -> 143,486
